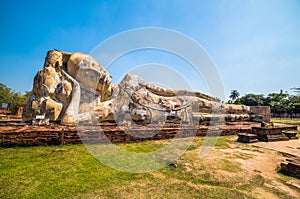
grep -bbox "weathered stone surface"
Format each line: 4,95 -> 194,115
22,49 -> 261,125
237,133 -> 258,143
281,157 -> 300,179
251,126 -> 297,142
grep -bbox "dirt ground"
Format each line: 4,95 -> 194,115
234,138 -> 300,198
192,136 -> 300,198
252,139 -> 300,157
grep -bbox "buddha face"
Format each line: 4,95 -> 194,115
67,52 -> 112,101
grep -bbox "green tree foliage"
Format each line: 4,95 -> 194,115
0,83 -> 11,105
239,94 -> 265,106
228,89 -> 300,114
264,90 -> 290,114
0,83 -> 32,113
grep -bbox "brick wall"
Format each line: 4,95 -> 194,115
0,124 -> 255,147
250,106 -> 271,122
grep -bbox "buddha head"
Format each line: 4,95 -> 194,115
66,52 -> 112,102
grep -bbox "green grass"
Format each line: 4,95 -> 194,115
0,145 -> 138,198
0,136 -> 297,199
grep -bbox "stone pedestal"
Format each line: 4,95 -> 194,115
282,131 -> 298,140
237,133 -> 258,143
280,157 -> 300,179
252,127 -> 289,142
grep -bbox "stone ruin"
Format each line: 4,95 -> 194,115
22,50 -> 260,126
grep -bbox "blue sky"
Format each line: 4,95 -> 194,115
0,0 -> 299,99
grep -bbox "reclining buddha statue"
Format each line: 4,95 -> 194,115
22,50 -> 251,125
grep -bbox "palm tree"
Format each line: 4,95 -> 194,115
229,90 -> 240,102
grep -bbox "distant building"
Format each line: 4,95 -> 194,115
0,102 -> 9,115
1,102 -> 8,110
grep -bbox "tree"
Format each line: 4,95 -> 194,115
0,82 -> 32,113
264,90 -> 291,114
229,90 -> 240,102
0,83 -> 12,107
226,87 -> 300,115
289,95 -> 300,104
239,94 -> 265,106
